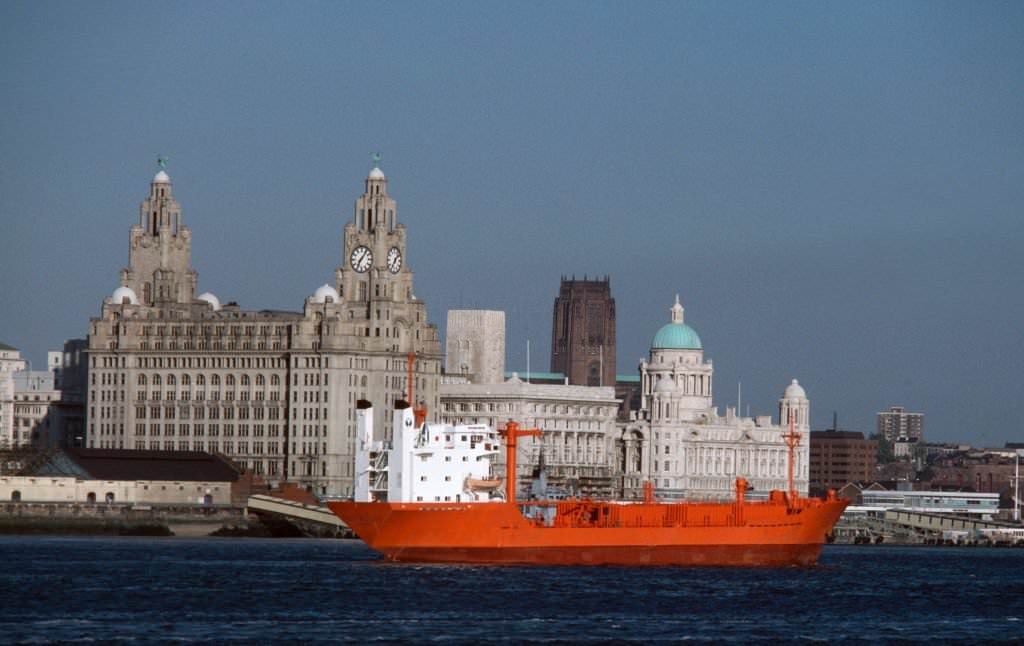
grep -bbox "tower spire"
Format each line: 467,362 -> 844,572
670,295 -> 685,324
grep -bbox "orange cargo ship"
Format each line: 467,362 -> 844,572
328,485 -> 847,567
327,387 -> 847,566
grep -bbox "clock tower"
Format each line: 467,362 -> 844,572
336,159 -> 413,307
332,157 -> 440,444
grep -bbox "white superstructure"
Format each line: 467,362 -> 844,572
353,400 -> 503,503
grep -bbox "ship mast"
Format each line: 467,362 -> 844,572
501,421 -> 542,504
783,411 -> 801,502
407,352 -> 427,428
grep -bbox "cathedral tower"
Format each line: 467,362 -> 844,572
120,165 -> 197,306
550,277 -> 616,387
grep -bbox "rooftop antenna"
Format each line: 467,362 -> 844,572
737,381 -> 742,418
526,339 -> 531,384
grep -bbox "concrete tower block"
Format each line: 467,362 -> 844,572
445,310 -> 505,384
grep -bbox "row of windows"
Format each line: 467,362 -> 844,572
134,406 -> 280,420
441,401 -> 613,417
137,324 -> 289,338
138,373 -> 283,387
126,423 -> 281,442
136,390 -> 281,402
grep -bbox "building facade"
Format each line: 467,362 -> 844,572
808,430 -> 877,496
439,376 -> 620,498
617,297 -> 810,501
877,405 -> 924,442
13,371 -> 61,448
0,343 -> 28,449
445,310 -> 505,385
85,162 -> 441,497
0,341 -> 88,450
550,277 -> 616,387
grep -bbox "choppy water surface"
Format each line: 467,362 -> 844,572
1,537 -> 1022,643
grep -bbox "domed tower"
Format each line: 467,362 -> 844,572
778,379 -> 810,430
119,164 -> 197,306
336,157 -> 412,308
640,296 -> 713,423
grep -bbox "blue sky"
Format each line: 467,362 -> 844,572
1,2 -> 1022,445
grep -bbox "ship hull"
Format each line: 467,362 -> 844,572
327,498 -> 847,567
373,543 -> 823,567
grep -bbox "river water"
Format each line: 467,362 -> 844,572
1,537 -> 1021,643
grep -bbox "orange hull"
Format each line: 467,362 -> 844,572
327,496 -> 848,566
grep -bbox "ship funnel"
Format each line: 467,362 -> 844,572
393,399 -> 411,410
354,400 -> 375,501
390,404 -> 417,502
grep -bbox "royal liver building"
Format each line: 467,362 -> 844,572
618,297 -> 810,501
86,162 -> 442,497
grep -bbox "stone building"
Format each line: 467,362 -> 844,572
439,375 -> 620,498
617,296 -> 810,501
0,341 -> 88,449
877,405 -> 924,442
0,448 -> 241,505
0,343 -> 28,449
13,371 -> 61,448
52,339 -> 88,447
550,277 -> 616,387
445,310 -> 505,384
85,162 -> 441,497
441,308 -> 621,497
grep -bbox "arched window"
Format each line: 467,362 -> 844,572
153,375 -> 162,386
211,375 -> 220,386
11,491 -> 21,502
105,492 -> 116,504
226,375 -> 235,387
138,374 -> 147,386
271,375 -> 280,387
196,374 -> 205,386
181,374 -> 191,386
86,492 -> 97,503
167,374 -> 176,386
241,375 -> 250,386
360,376 -> 367,387
256,374 -> 265,387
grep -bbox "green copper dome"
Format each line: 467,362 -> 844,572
652,322 -> 702,350
651,295 -> 702,350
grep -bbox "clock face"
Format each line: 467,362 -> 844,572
387,247 -> 402,273
350,245 -> 372,273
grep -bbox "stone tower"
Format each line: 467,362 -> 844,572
550,277 -> 616,387
120,167 -> 197,306
779,379 -> 810,430
335,161 -> 414,313
445,310 -> 505,384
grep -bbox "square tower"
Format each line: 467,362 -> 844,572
550,277 -> 616,387
445,310 -> 505,384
